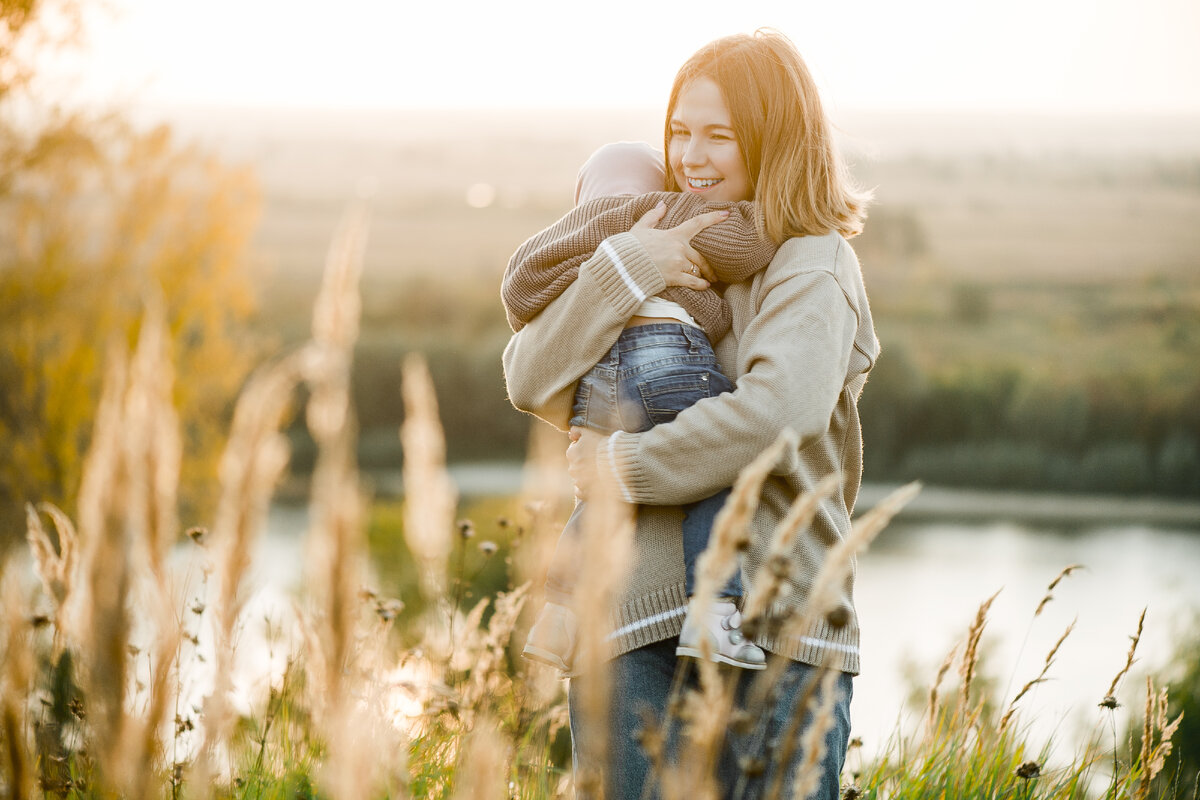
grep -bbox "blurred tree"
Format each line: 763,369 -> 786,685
0,0 -> 260,547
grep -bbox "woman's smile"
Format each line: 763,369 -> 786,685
685,177 -> 724,190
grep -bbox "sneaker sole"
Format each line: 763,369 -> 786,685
521,644 -> 571,673
675,645 -> 767,670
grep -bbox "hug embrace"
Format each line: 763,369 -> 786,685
501,29 -> 878,800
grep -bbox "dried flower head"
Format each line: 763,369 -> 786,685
375,598 -> 404,622
826,606 -> 851,629
738,755 -> 766,778
730,707 -> 755,734
1034,564 -> 1084,616
768,553 -> 792,579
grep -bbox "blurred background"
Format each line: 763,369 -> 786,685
2,0 -> 1199,762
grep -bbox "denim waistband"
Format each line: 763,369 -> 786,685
614,322 -> 712,353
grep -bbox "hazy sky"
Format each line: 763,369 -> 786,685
59,0 -> 1200,114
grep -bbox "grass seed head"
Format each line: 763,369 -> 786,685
1103,606 -> 1146,702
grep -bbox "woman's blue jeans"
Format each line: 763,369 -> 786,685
544,323 -> 739,604
568,638 -> 853,800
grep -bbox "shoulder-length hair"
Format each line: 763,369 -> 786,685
663,29 -> 871,243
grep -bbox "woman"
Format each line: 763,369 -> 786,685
503,30 -> 877,799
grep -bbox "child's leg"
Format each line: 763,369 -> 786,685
542,502 -> 587,605
611,324 -> 765,669
539,345 -> 622,600
677,487 -> 764,670
680,488 -> 740,598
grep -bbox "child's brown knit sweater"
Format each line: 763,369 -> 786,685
501,192 -> 778,342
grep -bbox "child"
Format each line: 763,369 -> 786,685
503,141 -> 779,673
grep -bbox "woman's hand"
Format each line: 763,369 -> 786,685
629,202 -> 728,291
566,427 -> 606,501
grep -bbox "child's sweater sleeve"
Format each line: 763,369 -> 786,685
501,192 -> 777,341
656,193 -> 778,283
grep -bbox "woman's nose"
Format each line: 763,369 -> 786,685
681,140 -> 706,167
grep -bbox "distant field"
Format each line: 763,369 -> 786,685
159,108 -> 1200,300
166,108 -> 1200,492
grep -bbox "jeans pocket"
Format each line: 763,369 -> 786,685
636,370 -> 712,426
707,367 -> 734,397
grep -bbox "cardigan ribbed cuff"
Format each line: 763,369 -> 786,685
605,582 -> 690,657
606,430 -> 655,504
587,232 -> 666,318
757,617 -> 862,675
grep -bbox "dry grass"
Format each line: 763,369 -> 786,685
0,208 -> 1189,800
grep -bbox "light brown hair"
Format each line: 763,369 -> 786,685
663,29 -> 871,242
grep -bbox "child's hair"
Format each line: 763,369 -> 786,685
663,29 -> 871,242
574,141 -> 666,205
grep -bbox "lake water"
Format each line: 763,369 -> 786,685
853,519 -> 1200,754
254,478 -> 1200,758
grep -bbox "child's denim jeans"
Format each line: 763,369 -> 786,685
544,322 -> 738,603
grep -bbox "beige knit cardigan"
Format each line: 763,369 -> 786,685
503,230 -> 880,675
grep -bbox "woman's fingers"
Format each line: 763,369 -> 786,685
632,200 -> 669,230
668,262 -> 711,291
686,248 -> 716,281
625,203 -> 732,290
566,428 -> 601,500
673,208 -> 731,239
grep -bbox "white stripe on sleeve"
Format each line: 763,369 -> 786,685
600,239 -> 647,302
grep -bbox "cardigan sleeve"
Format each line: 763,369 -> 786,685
502,231 -> 668,431
600,245 -> 861,505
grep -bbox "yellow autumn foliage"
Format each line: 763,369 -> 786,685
0,0 -> 261,546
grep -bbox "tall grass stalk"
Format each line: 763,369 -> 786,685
400,353 -> 456,632
567,484 -> 634,798
1,566 -> 35,799
194,335 -> 306,794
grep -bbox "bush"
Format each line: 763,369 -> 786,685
1157,430 -> 1200,496
1078,441 -> 1155,494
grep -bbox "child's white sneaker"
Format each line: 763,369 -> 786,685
676,600 -> 767,670
522,602 -> 577,672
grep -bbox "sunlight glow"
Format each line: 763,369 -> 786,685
57,0 -> 1200,114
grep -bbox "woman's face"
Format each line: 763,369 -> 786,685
668,76 -> 753,204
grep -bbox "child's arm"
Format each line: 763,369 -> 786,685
502,192 -> 676,332
502,192 -> 777,333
